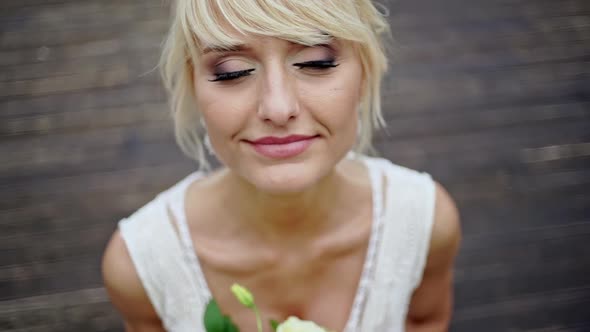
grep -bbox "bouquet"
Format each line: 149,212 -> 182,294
204,284 -> 333,332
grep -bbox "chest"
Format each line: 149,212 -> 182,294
197,230 -> 372,332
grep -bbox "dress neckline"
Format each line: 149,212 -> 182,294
168,155 -> 384,331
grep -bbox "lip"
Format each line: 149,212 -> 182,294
246,135 -> 318,159
250,135 -> 316,145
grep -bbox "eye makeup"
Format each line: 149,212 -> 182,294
205,42 -> 340,82
209,68 -> 255,82
207,57 -> 255,82
293,59 -> 339,69
292,43 -> 339,70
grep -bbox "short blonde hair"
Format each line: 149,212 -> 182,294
160,0 -> 390,170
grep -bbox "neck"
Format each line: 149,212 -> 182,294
223,167 -> 347,244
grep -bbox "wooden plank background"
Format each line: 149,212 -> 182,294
1,0 -> 589,331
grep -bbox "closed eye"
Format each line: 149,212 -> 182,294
293,60 -> 339,69
209,68 -> 255,82
208,59 -> 337,82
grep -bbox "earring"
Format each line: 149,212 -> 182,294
200,118 -> 214,155
357,118 -> 362,137
204,133 -> 214,155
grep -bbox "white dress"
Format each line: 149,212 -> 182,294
118,155 -> 436,332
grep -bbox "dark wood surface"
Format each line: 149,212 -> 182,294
1,0 -> 589,331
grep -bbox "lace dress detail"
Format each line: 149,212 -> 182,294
342,156 -> 385,331
118,155 -> 436,331
168,172 -> 211,301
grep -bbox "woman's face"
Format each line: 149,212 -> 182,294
193,35 -> 364,193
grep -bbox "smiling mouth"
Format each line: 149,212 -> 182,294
245,135 -> 319,159
249,135 -> 318,144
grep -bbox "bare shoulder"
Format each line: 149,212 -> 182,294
426,181 -> 462,271
405,182 -> 460,331
101,229 -> 164,330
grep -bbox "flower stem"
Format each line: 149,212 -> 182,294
253,305 -> 263,332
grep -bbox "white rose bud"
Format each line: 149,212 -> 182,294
276,316 -> 329,332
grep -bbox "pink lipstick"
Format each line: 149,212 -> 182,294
247,135 -> 317,159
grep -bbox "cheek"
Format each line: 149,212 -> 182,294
299,68 -> 363,133
195,81 -> 256,143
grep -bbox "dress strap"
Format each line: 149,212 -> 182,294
166,172 -> 213,300
373,160 -> 436,288
358,158 -> 437,331
118,191 -> 203,330
343,155 -> 386,332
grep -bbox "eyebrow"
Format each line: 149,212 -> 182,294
201,37 -> 336,55
202,44 -> 249,55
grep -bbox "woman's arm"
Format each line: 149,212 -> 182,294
406,182 -> 462,332
102,230 -> 167,332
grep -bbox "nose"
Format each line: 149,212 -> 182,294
257,65 -> 300,126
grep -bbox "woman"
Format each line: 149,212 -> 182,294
101,0 -> 461,331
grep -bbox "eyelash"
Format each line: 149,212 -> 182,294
209,59 -> 339,82
293,60 -> 339,69
209,68 -> 255,82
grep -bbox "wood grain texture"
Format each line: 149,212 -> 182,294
0,0 -> 589,331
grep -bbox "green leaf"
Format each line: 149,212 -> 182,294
223,315 -> 240,332
204,300 -> 225,332
270,319 -> 280,331
204,299 -> 241,332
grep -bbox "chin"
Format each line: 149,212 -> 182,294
240,159 -> 332,195
221,137 -> 354,194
